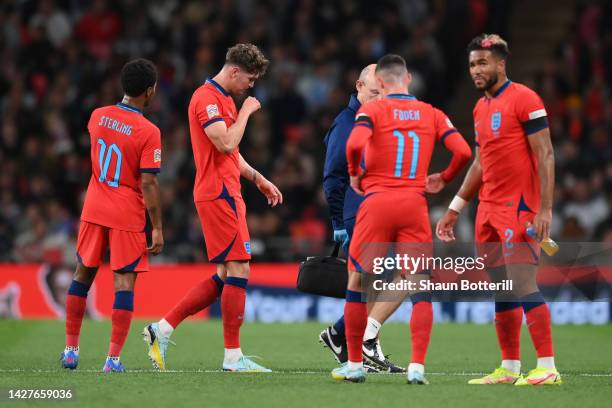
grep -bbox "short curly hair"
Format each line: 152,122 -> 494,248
226,43 -> 269,76
120,58 -> 157,97
467,34 -> 510,60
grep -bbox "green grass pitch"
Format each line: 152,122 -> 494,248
1,320 -> 611,407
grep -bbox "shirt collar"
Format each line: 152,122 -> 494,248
116,102 -> 143,115
386,93 -> 417,100
491,80 -> 512,98
348,94 -> 361,112
206,78 -> 230,96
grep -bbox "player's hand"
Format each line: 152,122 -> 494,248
436,210 -> 458,242
333,229 -> 350,249
350,174 -> 364,195
148,228 -> 164,255
241,96 -> 261,116
425,173 -> 445,194
530,208 -> 552,241
256,177 -> 283,207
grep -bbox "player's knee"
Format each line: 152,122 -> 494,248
225,261 -> 249,278
113,272 -> 137,292
347,271 -> 362,291
507,264 -> 538,297
508,276 -> 538,298
511,281 -> 539,298
74,264 -> 97,285
216,264 -> 228,280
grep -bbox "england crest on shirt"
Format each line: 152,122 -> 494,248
491,111 -> 502,132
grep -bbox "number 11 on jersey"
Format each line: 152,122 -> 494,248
392,130 -> 420,179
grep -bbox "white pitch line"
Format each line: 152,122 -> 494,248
1,369 -> 611,377
0,369 -> 319,374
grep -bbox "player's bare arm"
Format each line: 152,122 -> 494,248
205,96 -> 261,154
238,153 -> 283,207
436,148 -> 482,241
527,127 -> 555,240
141,173 -> 164,254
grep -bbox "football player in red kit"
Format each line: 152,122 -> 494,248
436,34 -> 560,386
332,54 -> 472,383
144,44 -> 282,372
61,59 -> 163,373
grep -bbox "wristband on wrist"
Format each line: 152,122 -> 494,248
449,195 -> 467,213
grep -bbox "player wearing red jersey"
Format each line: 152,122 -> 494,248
331,54 -> 471,383
144,44 -> 282,372
436,34 -> 561,386
60,59 -> 163,373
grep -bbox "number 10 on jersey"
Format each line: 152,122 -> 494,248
392,130 -> 419,179
97,138 -> 122,187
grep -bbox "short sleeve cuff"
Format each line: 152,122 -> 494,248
202,117 -> 224,128
140,168 -> 161,174
440,129 -> 458,145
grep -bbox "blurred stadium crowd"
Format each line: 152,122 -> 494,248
536,1 -> 612,243
0,0 -> 609,264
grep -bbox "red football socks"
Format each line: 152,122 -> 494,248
65,280 -> 91,348
165,274 -> 224,328
108,291 -> 134,358
495,305 -> 523,360
221,277 -> 247,349
344,292 -> 367,363
108,309 -> 133,357
410,301 -> 433,364
525,303 -> 554,357
65,294 -> 87,347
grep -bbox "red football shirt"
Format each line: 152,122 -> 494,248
347,94 -> 461,194
81,103 -> 162,232
188,79 -> 240,201
473,80 -> 548,211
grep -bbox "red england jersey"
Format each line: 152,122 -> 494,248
188,78 -> 240,201
473,80 -> 548,211
347,94 -> 462,194
81,103 -> 162,232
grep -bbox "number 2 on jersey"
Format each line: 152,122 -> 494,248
392,130 -> 420,179
97,138 -> 122,187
